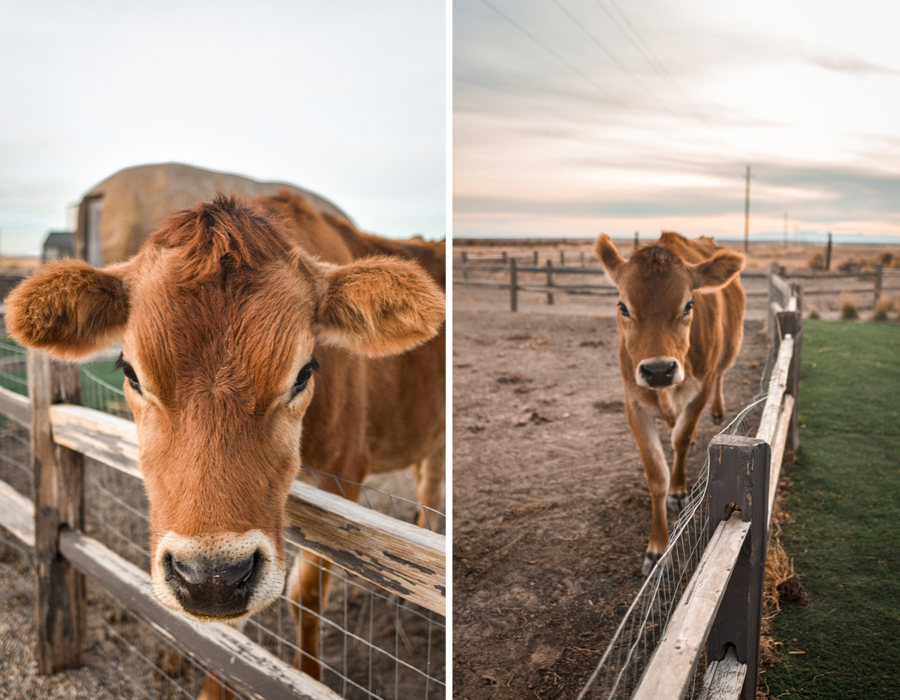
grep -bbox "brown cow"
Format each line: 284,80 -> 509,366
5,191 -> 446,683
594,232 -> 744,575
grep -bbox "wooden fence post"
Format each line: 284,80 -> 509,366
28,350 -> 86,673
777,311 -> 803,452
825,232 -> 832,271
706,435 -> 770,700
533,250 -> 538,265
545,260 -> 555,305
875,263 -> 883,305
509,258 -> 518,312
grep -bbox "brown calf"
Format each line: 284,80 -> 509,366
6,191 -> 446,682
595,232 -> 744,575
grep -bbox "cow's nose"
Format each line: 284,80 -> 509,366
639,360 -> 678,387
165,550 -> 260,618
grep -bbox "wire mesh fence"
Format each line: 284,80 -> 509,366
575,337 -> 779,700
0,339 -> 445,700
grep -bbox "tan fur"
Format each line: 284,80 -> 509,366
595,231 -> 744,575
6,191 -> 446,681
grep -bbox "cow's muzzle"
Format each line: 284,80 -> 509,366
637,357 -> 682,388
164,549 -> 262,618
153,530 -> 284,621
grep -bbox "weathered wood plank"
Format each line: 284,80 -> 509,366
0,477 -> 35,546
58,526 -> 342,700
285,479 -> 446,615
632,515 -> 750,700
698,647 -> 747,700
756,336 -> 794,445
0,384 -> 30,428
49,404 -> 141,479
767,394 -> 795,529
47,403 -> 446,611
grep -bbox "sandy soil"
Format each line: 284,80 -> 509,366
451,280 -> 771,699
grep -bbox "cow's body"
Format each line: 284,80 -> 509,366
595,232 -> 745,575
6,191 -> 446,684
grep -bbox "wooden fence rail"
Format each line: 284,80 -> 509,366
456,255 -> 894,312
0,349 -> 445,699
632,273 -> 801,700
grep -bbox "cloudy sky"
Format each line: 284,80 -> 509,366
0,0 -> 446,255
454,0 -> 900,242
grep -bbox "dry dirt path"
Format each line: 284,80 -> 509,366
452,298 -> 768,700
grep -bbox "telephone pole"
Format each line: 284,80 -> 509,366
743,165 -> 751,253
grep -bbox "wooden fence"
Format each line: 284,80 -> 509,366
0,350 -> 446,699
454,254 -> 896,313
631,273 -> 802,700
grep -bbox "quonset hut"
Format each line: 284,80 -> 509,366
75,162 -> 352,266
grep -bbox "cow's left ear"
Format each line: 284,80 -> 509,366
314,257 -> 445,357
687,250 -> 744,293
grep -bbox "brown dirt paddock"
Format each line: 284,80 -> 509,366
451,280 -> 770,700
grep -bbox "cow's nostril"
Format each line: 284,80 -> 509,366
165,550 -> 262,618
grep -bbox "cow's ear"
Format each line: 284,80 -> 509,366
594,233 -> 626,286
314,257 -> 445,357
5,260 -> 130,361
687,250 -> 744,293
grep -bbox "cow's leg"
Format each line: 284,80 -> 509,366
197,619 -> 247,700
626,403 -> 670,576
669,388 -> 711,512
199,675 -> 236,700
411,443 -> 445,530
287,553 -> 334,680
710,371 -> 726,425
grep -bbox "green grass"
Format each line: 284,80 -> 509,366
762,320 -> 900,699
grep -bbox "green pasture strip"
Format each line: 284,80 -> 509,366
763,320 -> 900,699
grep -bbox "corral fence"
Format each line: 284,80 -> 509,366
453,250 -> 895,313
574,272 -> 802,700
0,345 -> 446,699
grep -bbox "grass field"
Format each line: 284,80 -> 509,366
761,320 -> 900,699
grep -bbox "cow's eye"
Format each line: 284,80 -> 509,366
617,302 -> 630,318
684,300 -> 694,316
114,354 -> 142,394
291,357 -> 320,400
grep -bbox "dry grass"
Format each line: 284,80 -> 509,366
872,296 -> 893,321
839,292 -> 859,320
757,453 -> 807,698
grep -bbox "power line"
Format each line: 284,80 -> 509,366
548,0 -> 686,122
478,0 -> 636,116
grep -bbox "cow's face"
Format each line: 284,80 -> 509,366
594,233 -> 742,389
6,198 -> 444,622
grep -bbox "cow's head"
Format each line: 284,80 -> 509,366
594,233 -> 743,388
6,196 -> 444,622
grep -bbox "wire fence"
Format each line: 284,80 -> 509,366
0,339 -> 445,700
575,337 -> 779,700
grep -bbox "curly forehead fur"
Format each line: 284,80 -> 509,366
150,194 -> 294,287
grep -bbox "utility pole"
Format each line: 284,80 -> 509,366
743,165 -> 751,253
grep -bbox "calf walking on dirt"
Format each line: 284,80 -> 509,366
595,232 -> 745,575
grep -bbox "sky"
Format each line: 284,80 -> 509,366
454,0 -> 900,242
0,0 -> 446,255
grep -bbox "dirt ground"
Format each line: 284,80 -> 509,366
451,279 -> 771,699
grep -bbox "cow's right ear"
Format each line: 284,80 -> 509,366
594,233 -> 626,285
5,260 -> 130,361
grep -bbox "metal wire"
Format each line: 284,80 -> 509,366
0,339 -> 446,700
575,332 -> 777,700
